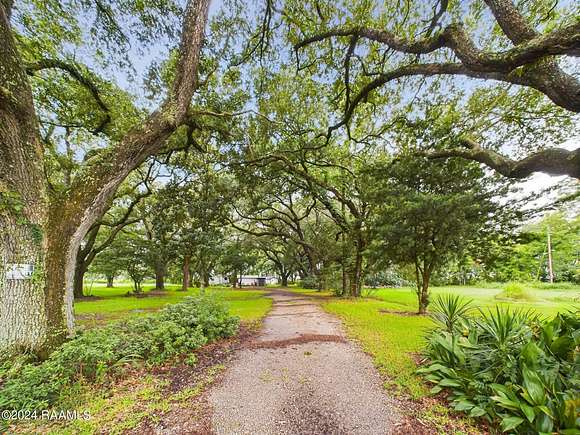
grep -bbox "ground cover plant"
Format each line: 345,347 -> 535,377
420,295 -> 580,433
0,296 -> 240,412
495,282 -> 535,301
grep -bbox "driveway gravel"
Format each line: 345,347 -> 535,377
208,290 -> 405,434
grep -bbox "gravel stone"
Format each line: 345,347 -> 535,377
208,290 -> 404,434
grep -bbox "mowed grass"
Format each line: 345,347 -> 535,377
372,284 -> 579,316
295,283 -> 579,400
75,283 -> 272,326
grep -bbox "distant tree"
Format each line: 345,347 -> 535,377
218,235 -> 258,288
368,155 -> 514,313
91,249 -> 122,289
497,213 -> 580,283
140,192 -> 178,291
96,229 -> 150,294
73,164 -> 155,297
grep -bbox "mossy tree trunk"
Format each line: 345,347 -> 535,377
0,0 -> 211,356
1,2 -> 57,356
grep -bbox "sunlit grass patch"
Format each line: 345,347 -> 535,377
372,285 -> 579,316
495,281 -> 535,301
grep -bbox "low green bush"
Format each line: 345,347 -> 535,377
0,296 -> 239,411
496,282 -> 534,301
297,276 -> 318,289
419,295 -> 579,433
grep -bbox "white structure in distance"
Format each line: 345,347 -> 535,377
209,275 -> 278,287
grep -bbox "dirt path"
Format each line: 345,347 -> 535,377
208,290 -> 405,434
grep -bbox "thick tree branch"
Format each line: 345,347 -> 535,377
66,0 -> 210,224
296,4 -> 580,113
329,62 -> 538,134
296,22 -> 580,68
53,0 -> 211,328
426,137 -> 580,179
25,59 -> 111,133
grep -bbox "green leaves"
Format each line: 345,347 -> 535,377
522,366 -> 546,406
420,301 -> 580,433
0,295 -> 239,411
431,294 -> 473,333
501,416 -> 525,432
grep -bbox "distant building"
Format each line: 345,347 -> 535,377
209,275 -> 278,287
209,275 -> 230,286
238,275 -> 277,287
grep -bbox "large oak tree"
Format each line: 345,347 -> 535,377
0,0 -> 210,355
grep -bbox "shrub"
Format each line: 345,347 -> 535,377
0,295 -> 239,411
496,282 -> 534,301
297,276 -> 318,289
361,287 -> 379,298
419,295 -> 579,433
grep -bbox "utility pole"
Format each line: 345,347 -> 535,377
547,226 -> 554,284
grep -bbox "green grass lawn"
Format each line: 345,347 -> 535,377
371,284 -> 579,316
75,283 -> 272,326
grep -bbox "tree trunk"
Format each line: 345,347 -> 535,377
154,259 -> 166,290
417,269 -> 431,314
73,259 -> 87,299
347,247 -> 364,297
181,255 -> 190,291
281,273 -> 289,287
0,0 -> 211,356
0,3 -> 69,356
198,258 -> 209,292
106,274 -> 114,288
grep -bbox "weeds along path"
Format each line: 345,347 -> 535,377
208,289 -> 406,434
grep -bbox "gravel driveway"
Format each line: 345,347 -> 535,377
208,290 -> 405,434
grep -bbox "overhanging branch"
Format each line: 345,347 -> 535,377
295,2 -> 580,115
25,59 -> 111,133
425,137 -> 580,179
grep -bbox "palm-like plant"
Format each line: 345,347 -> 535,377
430,294 -> 473,333
477,307 -> 534,349
420,302 -> 579,433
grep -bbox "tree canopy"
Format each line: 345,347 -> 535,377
0,0 -> 578,356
